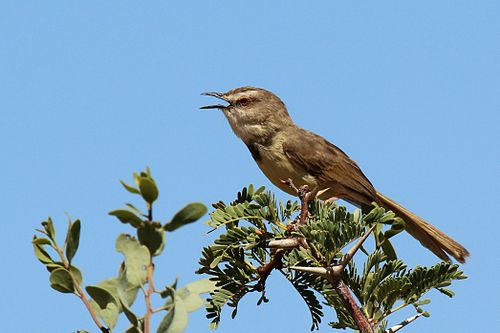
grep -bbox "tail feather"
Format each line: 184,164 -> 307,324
376,192 -> 470,263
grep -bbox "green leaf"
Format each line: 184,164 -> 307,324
138,176 -> 159,204
93,272 -> 140,313
436,287 -> 455,297
125,326 -> 143,333
86,285 -> 119,329
32,237 -> 52,245
116,234 -> 150,286
65,219 -> 81,263
209,256 -> 222,269
42,217 -> 56,241
380,239 -> 397,261
120,297 -> 139,326
120,180 -> 141,194
45,264 -> 82,287
70,265 -> 83,287
49,268 -> 74,293
414,298 -> 431,306
177,278 -> 217,312
109,209 -> 143,228
157,290 -> 189,333
33,239 -> 54,264
138,222 -> 166,256
384,218 -> 406,239
164,202 -> 207,232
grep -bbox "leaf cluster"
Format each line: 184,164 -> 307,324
198,185 -> 467,332
33,168 -> 213,333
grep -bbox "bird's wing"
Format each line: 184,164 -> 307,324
282,127 -> 377,206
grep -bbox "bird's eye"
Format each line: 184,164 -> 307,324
238,98 -> 250,106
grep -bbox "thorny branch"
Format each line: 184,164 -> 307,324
254,180 -> 313,299
268,179 -> 376,333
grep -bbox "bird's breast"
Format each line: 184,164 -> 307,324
252,136 -> 319,196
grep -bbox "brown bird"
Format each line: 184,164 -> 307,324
201,86 -> 469,263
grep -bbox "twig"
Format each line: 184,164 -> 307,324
385,313 -> 424,333
254,180 -> 312,295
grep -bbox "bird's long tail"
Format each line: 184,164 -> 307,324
376,192 -> 469,263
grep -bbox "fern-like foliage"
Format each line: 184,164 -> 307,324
198,185 -> 467,331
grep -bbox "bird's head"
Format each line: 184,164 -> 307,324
201,86 -> 293,143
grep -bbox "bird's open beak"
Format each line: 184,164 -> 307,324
200,92 -> 231,110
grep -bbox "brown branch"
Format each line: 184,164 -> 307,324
143,261 -> 155,333
286,208 -> 376,333
254,180 -> 311,296
290,264 -> 374,333
331,279 -> 375,333
262,179 -> 376,333
255,249 -> 284,292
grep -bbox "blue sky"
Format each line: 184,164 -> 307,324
1,1 -> 498,332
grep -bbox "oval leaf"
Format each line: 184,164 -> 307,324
115,234 -> 150,286
86,285 -> 118,308
42,217 -> 56,241
164,203 -> 207,232
49,268 -> 74,293
157,294 -> 188,333
65,219 -> 81,263
138,177 -> 159,204
138,223 -> 166,257
86,285 -> 119,329
109,209 -> 143,228
380,239 -> 398,261
33,240 -> 54,264
120,180 -> 140,194
177,278 -> 218,312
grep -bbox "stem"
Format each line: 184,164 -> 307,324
53,241 -> 108,332
386,302 -> 410,316
143,261 -> 155,333
147,203 -> 153,222
74,282 -> 109,333
152,304 -> 172,314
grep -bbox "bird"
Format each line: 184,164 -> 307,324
201,86 -> 469,263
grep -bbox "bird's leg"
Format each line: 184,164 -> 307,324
298,185 -> 310,225
298,185 -> 319,225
